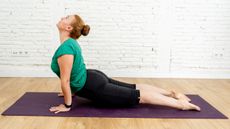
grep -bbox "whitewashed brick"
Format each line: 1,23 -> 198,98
0,0 -> 229,78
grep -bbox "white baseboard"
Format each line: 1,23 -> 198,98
0,69 -> 230,79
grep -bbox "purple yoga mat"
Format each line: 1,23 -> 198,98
1,92 -> 228,119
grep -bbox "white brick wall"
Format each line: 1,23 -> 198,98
0,0 -> 230,78
171,0 -> 230,73
169,0 -> 230,78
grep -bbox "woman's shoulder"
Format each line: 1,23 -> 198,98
64,38 -> 80,47
59,38 -> 77,48
67,38 -> 78,44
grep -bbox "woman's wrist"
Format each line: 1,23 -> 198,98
64,103 -> 72,108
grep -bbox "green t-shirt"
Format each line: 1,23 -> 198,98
51,38 -> 87,93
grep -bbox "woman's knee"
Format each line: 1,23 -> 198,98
138,90 -> 148,104
135,83 -> 148,89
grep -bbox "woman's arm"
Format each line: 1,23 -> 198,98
49,54 -> 74,114
57,54 -> 74,106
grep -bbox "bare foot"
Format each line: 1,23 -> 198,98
58,92 -> 75,97
171,90 -> 191,102
178,100 -> 201,111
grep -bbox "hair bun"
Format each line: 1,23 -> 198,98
81,25 -> 90,36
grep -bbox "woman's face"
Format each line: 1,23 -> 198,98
56,15 -> 75,32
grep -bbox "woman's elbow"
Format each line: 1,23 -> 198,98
60,79 -> 70,85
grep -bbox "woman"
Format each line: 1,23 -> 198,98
49,14 -> 201,114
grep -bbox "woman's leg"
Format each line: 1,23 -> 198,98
96,70 -> 191,102
93,82 -> 139,107
138,89 -> 201,111
136,83 -> 191,102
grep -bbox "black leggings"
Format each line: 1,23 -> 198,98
76,69 -> 140,107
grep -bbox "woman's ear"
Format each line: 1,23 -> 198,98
64,25 -> 73,32
65,25 -> 73,32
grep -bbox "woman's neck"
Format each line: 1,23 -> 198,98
59,32 -> 71,44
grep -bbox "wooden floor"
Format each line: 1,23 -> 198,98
0,77 -> 229,129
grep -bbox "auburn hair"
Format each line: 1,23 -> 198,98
70,15 -> 90,39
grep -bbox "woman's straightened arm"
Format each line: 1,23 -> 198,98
57,54 -> 74,105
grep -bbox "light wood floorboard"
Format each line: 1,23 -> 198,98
0,77 -> 229,129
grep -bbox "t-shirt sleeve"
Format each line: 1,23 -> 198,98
55,44 -> 75,58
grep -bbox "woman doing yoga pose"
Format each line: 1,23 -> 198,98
49,14 -> 201,114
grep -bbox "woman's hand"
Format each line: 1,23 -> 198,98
49,104 -> 71,114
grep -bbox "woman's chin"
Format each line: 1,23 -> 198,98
56,24 -> 60,29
